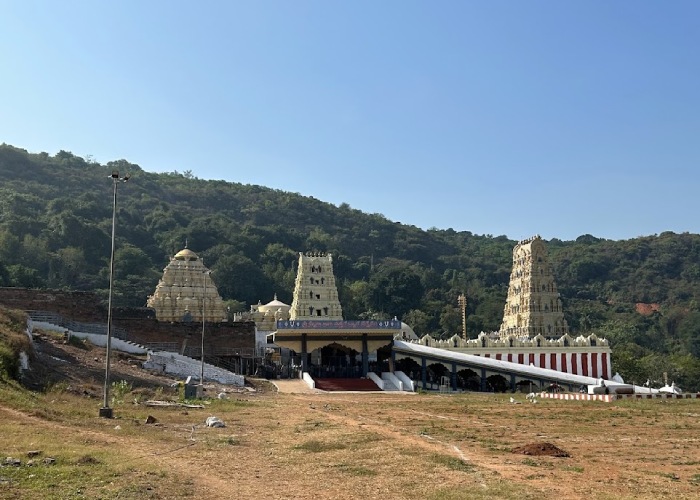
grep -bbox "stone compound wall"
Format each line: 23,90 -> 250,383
115,318 -> 257,356
0,287 -> 106,322
0,288 -> 256,355
417,332 -> 613,379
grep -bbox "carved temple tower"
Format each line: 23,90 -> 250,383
499,235 -> 569,338
147,247 -> 226,322
289,252 -> 343,320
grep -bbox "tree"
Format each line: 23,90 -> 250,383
212,253 -> 273,305
439,305 -> 461,338
368,266 -> 424,318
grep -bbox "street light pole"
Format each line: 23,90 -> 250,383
100,170 -> 129,419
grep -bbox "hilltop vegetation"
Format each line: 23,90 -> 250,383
1,144 -> 700,388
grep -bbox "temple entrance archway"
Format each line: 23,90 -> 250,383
427,362 -> 448,386
312,343 -> 361,378
486,374 -> 509,393
515,379 -> 539,393
457,368 -> 481,391
395,357 -> 421,381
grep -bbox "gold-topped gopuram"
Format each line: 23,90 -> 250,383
274,252 -> 401,376
499,235 -> 569,338
147,247 -> 226,322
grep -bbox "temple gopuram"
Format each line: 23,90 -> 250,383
417,236 -> 612,379
499,235 -> 569,338
272,252 -> 404,378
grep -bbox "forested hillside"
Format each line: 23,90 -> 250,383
1,144 -> 699,389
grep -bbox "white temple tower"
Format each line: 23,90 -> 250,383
289,252 -> 343,320
499,236 -> 569,338
147,247 -> 226,322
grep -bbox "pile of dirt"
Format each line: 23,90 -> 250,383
511,442 -> 570,457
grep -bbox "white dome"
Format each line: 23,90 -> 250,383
258,294 -> 290,313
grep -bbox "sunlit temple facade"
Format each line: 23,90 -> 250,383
146,247 -> 226,322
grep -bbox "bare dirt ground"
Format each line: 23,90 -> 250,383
2,334 -> 700,499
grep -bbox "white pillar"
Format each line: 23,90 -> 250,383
576,353 -> 582,375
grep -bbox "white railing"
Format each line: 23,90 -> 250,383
302,372 -> 315,389
381,372 -> 403,391
394,371 -> 415,392
367,372 -> 384,390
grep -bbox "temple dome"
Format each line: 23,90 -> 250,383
174,248 -> 199,261
147,247 -> 225,322
258,294 -> 290,313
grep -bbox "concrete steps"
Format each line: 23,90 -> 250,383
313,378 -> 380,391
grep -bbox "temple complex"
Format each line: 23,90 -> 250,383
146,247 -> 226,322
139,238 -> 615,389
499,235 -> 569,338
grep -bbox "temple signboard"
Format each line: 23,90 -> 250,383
277,319 -> 401,330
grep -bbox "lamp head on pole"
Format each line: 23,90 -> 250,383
109,170 -> 131,182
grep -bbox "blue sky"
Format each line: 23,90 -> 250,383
1,1 -> 698,241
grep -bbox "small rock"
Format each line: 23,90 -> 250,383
145,415 -> 158,425
26,450 -> 42,458
217,392 -> 228,400
43,457 -> 56,465
205,416 -> 225,428
4,457 -> 21,467
114,425 -> 121,430
26,460 -> 35,467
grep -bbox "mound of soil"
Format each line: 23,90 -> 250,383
512,442 -> 570,457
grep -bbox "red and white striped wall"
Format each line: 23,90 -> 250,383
475,351 -> 611,379
539,392 -> 700,402
538,392 -> 615,402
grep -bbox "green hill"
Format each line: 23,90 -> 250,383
1,144 -> 699,389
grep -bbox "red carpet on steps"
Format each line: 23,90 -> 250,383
313,378 -> 380,391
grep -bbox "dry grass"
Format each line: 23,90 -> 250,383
1,383 -> 700,499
